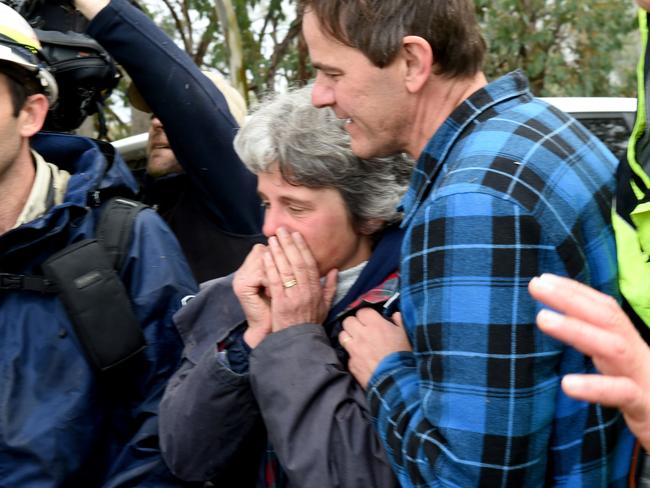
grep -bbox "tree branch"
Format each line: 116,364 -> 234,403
265,18 -> 301,88
195,9 -> 218,66
181,0 -> 194,53
160,0 -> 191,53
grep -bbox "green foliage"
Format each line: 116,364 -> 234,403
475,0 -> 638,96
102,0 -> 641,138
143,0 -> 639,98
230,0 -> 308,98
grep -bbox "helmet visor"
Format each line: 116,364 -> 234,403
0,36 -> 39,72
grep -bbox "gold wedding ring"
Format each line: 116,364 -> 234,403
283,278 -> 298,289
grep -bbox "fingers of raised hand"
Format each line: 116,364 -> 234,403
339,329 -> 353,348
242,243 -> 268,269
263,249 -> 285,293
529,274 -> 631,337
234,245 -> 269,296
536,308 -> 643,380
354,307 -> 389,327
268,235 -> 297,287
275,228 -> 319,287
322,268 -> 338,309
286,230 -> 320,283
561,374 -> 644,413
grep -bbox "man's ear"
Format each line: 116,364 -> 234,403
18,93 -> 49,138
401,36 -> 433,94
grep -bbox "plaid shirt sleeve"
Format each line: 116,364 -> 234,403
367,191 -> 633,487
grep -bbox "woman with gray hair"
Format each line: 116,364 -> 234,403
159,85 -> 412,487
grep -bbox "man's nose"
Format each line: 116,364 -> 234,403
150,116 -> 164,129
311,77 -> 335,108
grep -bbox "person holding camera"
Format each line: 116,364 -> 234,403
0,4 -> 198,486
73,0 -> 265,284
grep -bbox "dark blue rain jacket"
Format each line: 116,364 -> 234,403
0,132 -> 197,487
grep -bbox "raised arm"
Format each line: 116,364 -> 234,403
249,324 -> 398,488
75,0 -> 261,234
246,229 -> 397,487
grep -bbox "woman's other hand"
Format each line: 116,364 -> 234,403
233,244 -> 272,348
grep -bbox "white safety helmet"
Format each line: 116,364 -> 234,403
0,3 -> 58,105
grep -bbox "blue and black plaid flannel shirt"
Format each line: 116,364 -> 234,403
367,71 -> 634,487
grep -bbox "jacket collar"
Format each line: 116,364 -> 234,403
334,271 -> 399,321
326,224 -> 403,321
400,70 -> 532,227
0,133 -> 139,257
31,132 -> 138,209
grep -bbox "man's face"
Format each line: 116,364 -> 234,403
147,116 -> 183,177
0,74 -> 23,179
302,10 -> 411,159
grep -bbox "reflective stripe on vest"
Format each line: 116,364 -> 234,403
615,10 -> 650,327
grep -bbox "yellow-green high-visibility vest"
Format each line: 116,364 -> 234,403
614,9 -> 650,333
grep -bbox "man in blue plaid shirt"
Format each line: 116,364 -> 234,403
300,0 -> 635,486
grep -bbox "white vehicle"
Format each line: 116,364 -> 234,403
111,131 -> 148,164
542,97 -> 636,160
112,97 -> 638,163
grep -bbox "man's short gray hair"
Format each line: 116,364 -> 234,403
234,85 -> 413,233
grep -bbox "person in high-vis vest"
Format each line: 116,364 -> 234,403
527,1 -> 650,481
615,0 -> 650,339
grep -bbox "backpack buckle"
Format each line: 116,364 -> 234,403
0,273 -> 58,293
0,273 -> 23,290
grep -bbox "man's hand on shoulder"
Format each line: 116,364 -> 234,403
341,310 -> 412,389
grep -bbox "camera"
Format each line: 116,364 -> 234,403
2,0 -> 120,134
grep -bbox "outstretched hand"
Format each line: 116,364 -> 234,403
529,273 -> 650,451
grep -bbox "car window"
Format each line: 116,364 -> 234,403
577,117 -> 630,161
113,98 -> 637,164
543,97 -> 636,161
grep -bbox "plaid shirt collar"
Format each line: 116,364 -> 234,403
400,70 -> 531,227
335,270 -> 399,321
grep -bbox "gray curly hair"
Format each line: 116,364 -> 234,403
234,85 -> 413,233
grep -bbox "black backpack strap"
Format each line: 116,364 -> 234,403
96,197 -> 148,271
0,197 -> 147,294
39,197 -> 149,371
0,273 -> 58,293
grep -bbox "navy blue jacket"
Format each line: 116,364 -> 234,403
0,132 -> 197,486
87,0 -> 264,282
